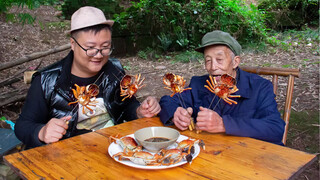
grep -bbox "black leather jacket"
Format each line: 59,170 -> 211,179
16,51 -> 140,147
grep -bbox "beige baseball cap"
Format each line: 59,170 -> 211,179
70,6 -> 114,32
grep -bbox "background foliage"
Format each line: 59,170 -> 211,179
113,0 -> 268,52
1,0 -> 318,54
61,0 -> 124,20
258,0 -> 319,30
0,0 -> 58,24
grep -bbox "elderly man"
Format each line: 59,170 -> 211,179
15,6 -> 160,149
159,30 -> 285,145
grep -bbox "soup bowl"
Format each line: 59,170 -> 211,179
134,126 -> 180,152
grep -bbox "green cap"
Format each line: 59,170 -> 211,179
195,30 -> 241,56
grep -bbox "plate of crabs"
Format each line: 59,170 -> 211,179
108,134 -> 204,170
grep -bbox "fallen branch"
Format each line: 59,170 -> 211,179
0,61 -> 42,88
0,43 -> 70,71
0,94 -> 26,107
0,77 -> 22,88
0,89 -> 28,107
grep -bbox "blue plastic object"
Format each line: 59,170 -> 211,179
4,120 -> 15,130
0,116 -> 15,130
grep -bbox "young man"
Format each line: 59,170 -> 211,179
15,6 -> 160,148
159,30 -> 285,145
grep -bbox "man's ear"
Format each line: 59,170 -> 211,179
233,56 -> 241,69
70,38 -> 75,51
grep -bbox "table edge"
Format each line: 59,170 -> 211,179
288,153 -> 319,180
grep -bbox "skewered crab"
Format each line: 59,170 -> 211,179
112,150 -> 162,166
109,134 -> 142,152
120,74 -> 146,101
204,74 -> 241,105
68,84 -> 99,114
163,73 -> 192,97
220,74 -> 237,87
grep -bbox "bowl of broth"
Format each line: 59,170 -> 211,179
134,127 -> 180,152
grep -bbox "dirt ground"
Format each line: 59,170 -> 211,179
0,6 -> 319,179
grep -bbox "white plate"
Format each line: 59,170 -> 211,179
108,134 -> 200,170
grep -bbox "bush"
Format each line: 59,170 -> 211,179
114,0 -> 268,53
258,0 -> 319,30
61,0 -> 123,20
0,0 -> 57,24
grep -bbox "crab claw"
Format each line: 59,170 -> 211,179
185,154 -> 193,164
199,140 -> 205,150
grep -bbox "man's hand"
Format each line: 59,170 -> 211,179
173,107 -> 193,131
196,106 -> 226,133
136,96 -> 161,118
38,116 -> 71,144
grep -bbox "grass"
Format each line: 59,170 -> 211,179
173,50 -> 203,63
46,21 -> 69,30
265,28 -> 319,53
286,110 -> 319,153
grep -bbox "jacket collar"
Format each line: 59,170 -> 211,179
234,68 -> 251,99
55,51 -> 74,91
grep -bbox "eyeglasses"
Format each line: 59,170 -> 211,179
72,37 -> 113,57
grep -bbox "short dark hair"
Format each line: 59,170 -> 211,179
71,24 -> 112,38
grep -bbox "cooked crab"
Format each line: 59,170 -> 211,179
112,150 -> 162,166
68,84 -> 99,114
163,72 -> 192,97
204,74 -> 241,105
177,138 -> 205,154
120,74 -> 145,101
109,134 -> 142,152
158,148 -> 192,165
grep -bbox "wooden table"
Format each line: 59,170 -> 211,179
3,117 -> 317,180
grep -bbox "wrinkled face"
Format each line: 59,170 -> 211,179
204,45 -> 240,79
71,29 -> 112,77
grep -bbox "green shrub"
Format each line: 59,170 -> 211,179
61,0 -> 123,20
114,0 -> 268,53
157,33 -> 173,53
0,0 -> 57,24
175,27 -> 190,50
258,0 -> 319,29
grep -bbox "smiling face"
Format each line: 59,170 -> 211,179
70,28 -> 112,78
204,45 -> 240,79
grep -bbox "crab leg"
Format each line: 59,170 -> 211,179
223,98 -> 238,105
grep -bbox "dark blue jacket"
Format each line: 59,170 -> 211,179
159,68 -> 285,145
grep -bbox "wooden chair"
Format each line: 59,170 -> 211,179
240,66 -> 301,145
